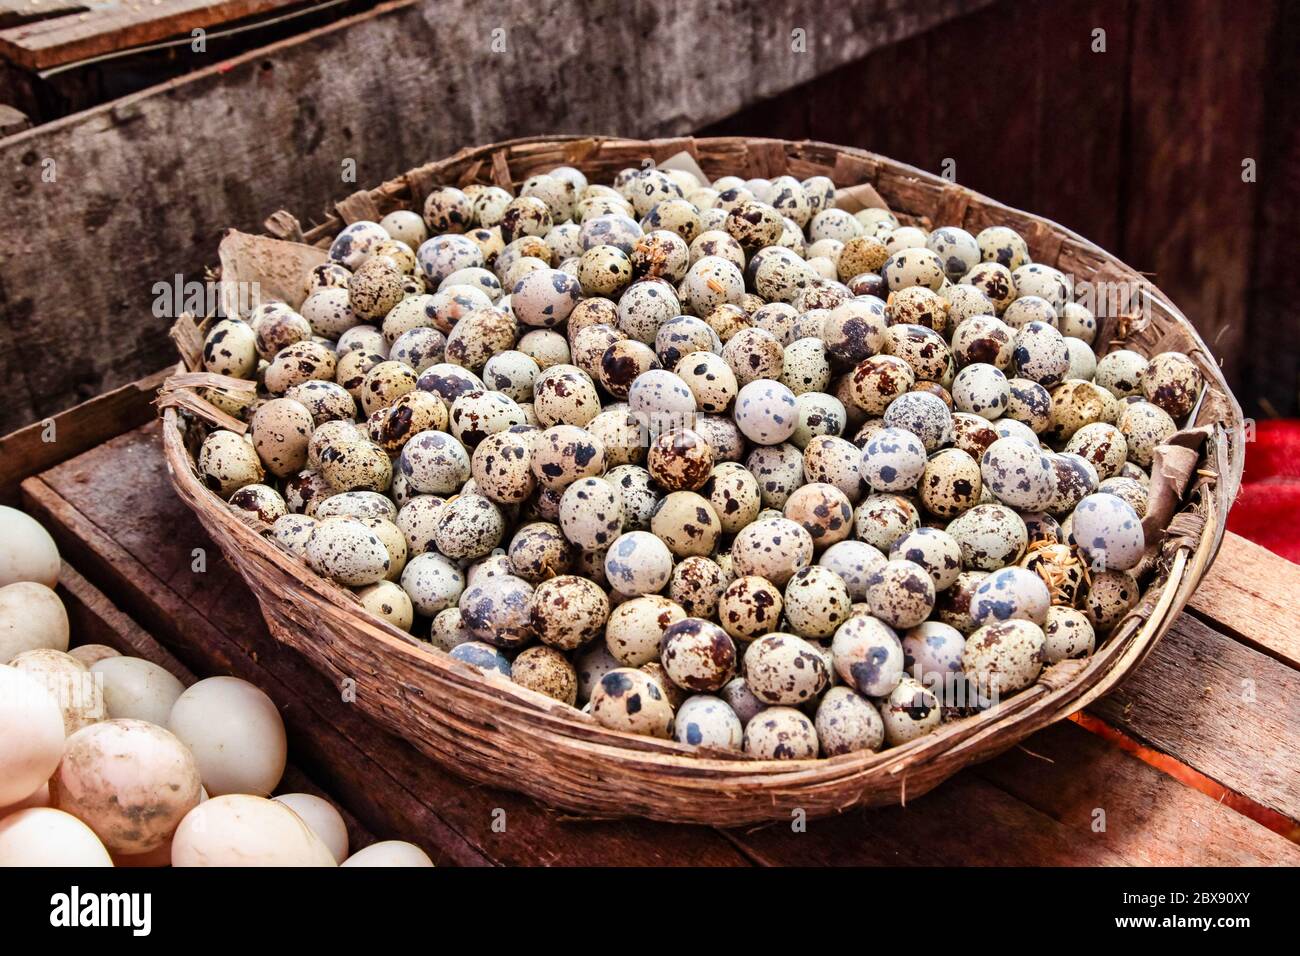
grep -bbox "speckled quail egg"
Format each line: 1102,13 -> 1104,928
1071,492 -> 1144,571
673,351 -> 737,414
900,620 -> 965,698
817,540 -> 886,602
504,521 -> 572,582
885,286 -> 950,334
647,429 -> 714,491
252,304 -> 313,360
527,574 -> 608,651
659,617 -> 737,692
429,607 -> 472,651
970,565 -> 1052,628
853,493 -> 920,551
1044,379 -> 1115,443
449,641 -> 512,677
504,268 -> 579,329
915,448 -> 980,519
599,340 -> 661,398
574,244 -> 631,298
878,676 -> 944,747
745,442 -> 803,509
777,338 -> 831,396
944,503 -> 1026,571
717,576 -> 783,641
1062,337 -> 1097,381
508,646 -> 576,705
603,595 -> 684,667
718,677 -> 765,727
430,494 -> 505,560
557,477 -> 624,550
529,424 -> 606,491
721,327 -> 783,387
925,226 -> 980,281
846,355 -> 914,417
1112,401 -> 1174,468
731,517 -> 814,586
800,433 -> 859,499
1085,569 -> 1140,633
1064,422 -> 1128,479
627,369 -> 697,434
448,390 -> 526,448
815,686 -> 884,756
673,696 -> 742,749
680,255 -> 746,317
882,324 -> 952,383
667,556 -> 729,619
949,316 -> 1014,371
226,483 -> 286,525
655,316 -> 719,369
615,278 -> 680,344
980,437 -> 1054,510
889,528 -> 962,591
743,706 -> 820,760
881,247 -> 945,292
399,551 -> 463,616
590,667 -> 676,738
1093,349 -> 1148,399
648,491 -> 720,558
443,308 -> 518,374
700,463 -> 761,534
388,327 -> 446,375
1002,294 -> 1059,331
1097,476 -> 1149,518
585,406 -> 646,468
269,513 -> 318,558
328,220 -> 389,269
830,613 -> 904,697
201,318 -> 258,378
894,554 -> 962,637
690,229 -> 746,267
305,518 -> 390,586
1045,452 -> 1098,516
951,364 -> 1009,420
962,619 -> 1045,701
199,430 -> 264,498
782,566 -> 852,640
249,398 -> 313,479
603,464 -> 658,531
265,341 -> 337,394
733,379 -> 798,445
723,200 -> 784,250
1139,351 -> 1202,419
467,429 -> 533,504
762,175 -> 810,227
1013,321 -> 1070,386
835,235 -> 889,282
399,430 -> 471,495
996,379 -> 1049,435
417,234 -> 484,287
962,261 -> 1016,312
790,391 -> 846,449
356,579 -> 414,631
395,495 -> 446,555
782,482 -> 854,549
863,559 -> 935,629
1041,606 -> 1096,663
971,226 -> 1027,270
476,350 -> 536,404
458,573 -> 534,648
357,360 -> 417,416
603,531 -> 673,596
286,380 -> 357,425
882,391 -> 951,453
283,469 -> 332,516
741,632 -> 830,705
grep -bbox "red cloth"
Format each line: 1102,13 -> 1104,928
1225,419 -> 1300,563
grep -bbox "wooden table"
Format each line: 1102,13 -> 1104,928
8,378 -> 1299,865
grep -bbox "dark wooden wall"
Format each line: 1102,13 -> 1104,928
706,0 -> 1295,416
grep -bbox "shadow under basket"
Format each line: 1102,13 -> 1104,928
160,136 -> 1245,826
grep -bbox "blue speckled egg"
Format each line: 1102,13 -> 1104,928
970,566 -> 1051,627
1070,492 -> 1145,571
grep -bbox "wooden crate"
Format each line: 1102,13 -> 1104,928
6,373 -> 1299,865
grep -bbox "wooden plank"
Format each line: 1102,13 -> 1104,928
21,425 -> 756,866
974,721 -> 1300,865
1121,0 -> 1275,387
0,0 -> 308,71
0,0 -> 992,434
0,367 -> 166,505
1189,531 -> 1300,669
1090,612 -> 1300,824
54,554 -> 376,856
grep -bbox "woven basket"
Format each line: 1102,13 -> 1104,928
159,136 -> 1244,825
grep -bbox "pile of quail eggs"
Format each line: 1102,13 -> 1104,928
195,161 -> 1203,760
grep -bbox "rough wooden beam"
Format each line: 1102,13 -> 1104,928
0,0 -> 992,433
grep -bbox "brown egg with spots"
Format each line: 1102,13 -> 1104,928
511,646 -> 578,705
348,257 -> 405,320
599,339 -> 660,398
367,391 -> 446,454
849,354 -> 915,415
507,521 -> 575,582
650,491 -> 722,558
444,308 -> 518,373
530,575 -> 609,650
605,595 -> 687,666
701,462 -> 762,534
668,556 -> 729,619
647,429 -> 714,491
783,482 -> 853,548
744,632 -> 831,705
782,565 -> 852,639
717,575 -> 783,641
918,448 -> 982,519
250,398 -> 315,479
659,617 -> 737,692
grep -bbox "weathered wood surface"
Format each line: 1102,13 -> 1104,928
52,552 -> 378,856
0,0 -> 993,433
19,419 -> 1300,865
0,0 -> 307,71
0,367 -> 165,504
1188,531 -> 1300,668
705,0 -> 1287,407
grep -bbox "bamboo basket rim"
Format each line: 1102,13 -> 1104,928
158,135 -> 1245,824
